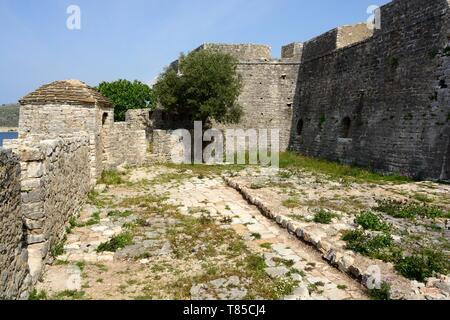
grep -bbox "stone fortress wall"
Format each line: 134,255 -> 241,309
162,0 -> 449,181
290,0 -> 450,181
161,23 -> 385,156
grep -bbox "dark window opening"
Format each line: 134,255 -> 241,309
340,117 -> 351,138
296,119 -> 304,137
102,112 -> 108,126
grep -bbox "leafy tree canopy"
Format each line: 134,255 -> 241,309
153,49 -> 243,125
97,79 -> 154,121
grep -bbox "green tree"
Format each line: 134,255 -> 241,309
153,49 -> 243,125
97,79 -> 154,121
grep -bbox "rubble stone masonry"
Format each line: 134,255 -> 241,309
290,0 -> 450,180
0,149 -> 30,299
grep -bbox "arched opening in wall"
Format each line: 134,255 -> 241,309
340,117 -> 352,138
102,113 -> 108,126
296,119 -> 304,137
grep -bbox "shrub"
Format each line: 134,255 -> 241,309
376,199 -> 449,219
96,232 -> 133,253
368,282 -> 391,300
97,79 -> 154,121
395,249 -> 450,282
342,230 -> 400,262
313,210 -> 336,224
154,49 -> 243,124
355,211 -> 391,231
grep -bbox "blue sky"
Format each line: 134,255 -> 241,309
0,0 -> 390,104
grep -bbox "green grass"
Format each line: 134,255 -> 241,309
107,210 -> 133,219
251,233 -> 262,240
245,254 -> 267,273
272,257 -> 295,268
313,210 -> 336,224
53,290 -> 86,300
279,152 -> 411,184
99,170 -> 125,186
164,163 -> 247,177
376,199 -> 449,219
250,182 -> 265,190
28,289 -> 48,300
50,238 -> 66,258
260,243 -> 272,250
87,190 -> 108,208
395,248 -> 450,282
96,232 -> 133,253
412,193 -> 433,204
355,211 -> 391,232
282,198 -> 300,209
76,211 -> 101,227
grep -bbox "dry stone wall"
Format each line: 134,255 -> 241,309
3,135 -> 91,285
103,123 -> 148,169
148,130 -> 185,164
0,149 -> 30,299
125,109 -> 153,139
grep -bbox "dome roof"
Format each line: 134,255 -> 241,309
19,80 -> 114,108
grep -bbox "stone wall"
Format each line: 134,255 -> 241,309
148,130 -> 185,164
281,43 -> 303,61
0,149 -> 30,299
18,104 -> 114,183
198,43 -> 272,61
290,0 -> 450,180
4,136 -> 91,283
301,24 -> 373,62
125,109 -> 153,140
18,105 -> 97,138
164,44 -> 300,152
103,122 -> 148,169
214,61 -> 300,151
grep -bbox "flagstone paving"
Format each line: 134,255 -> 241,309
36,165 -> 367,300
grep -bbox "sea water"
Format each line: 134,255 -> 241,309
0,132 -> 18,147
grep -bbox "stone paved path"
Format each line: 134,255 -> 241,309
36,166 -> 367,300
